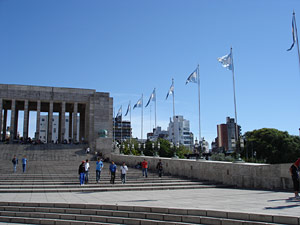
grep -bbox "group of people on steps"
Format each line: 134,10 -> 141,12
78,158 -> 163,185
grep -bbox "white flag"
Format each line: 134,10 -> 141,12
218,50 -> 233,70
133,97 -> 143,109
124,101 -> 130,116
145,88 -> 156,108
166,81 -> 174,100
186,66 -> 198,84
116,106 -> 122,118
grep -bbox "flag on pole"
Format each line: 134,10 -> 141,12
218,50 -> 233,70
166,82 -> 174,100
133,97 -> 143,109
145,88 -> 156,107
287,12 -> 297,51
186,66 -> 198,84
116,106 -> 122,119
124,101 -> 130,116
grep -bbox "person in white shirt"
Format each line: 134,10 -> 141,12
84,159 -> 90,184
120,162 -> 128,184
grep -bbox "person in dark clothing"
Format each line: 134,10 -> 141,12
12,155 -> 18,173
156,159 -> 163,177
109,161 -> 117,184
289,158 -> 300,199
78,161 -> 85,186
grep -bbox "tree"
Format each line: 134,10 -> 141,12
243,128 -> 300,164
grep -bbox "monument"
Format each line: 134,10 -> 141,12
0,84 -> 113,154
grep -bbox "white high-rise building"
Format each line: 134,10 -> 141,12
167,115 -> 194,150
39,115 -> 79,143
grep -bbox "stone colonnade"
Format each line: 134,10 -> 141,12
0,84 -> 113,153
0,99 -> 87,143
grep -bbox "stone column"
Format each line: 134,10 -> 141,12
88,99 -> 94,148
2,109 -> 7,141
0,99 -> 2,141
79,107 -> 85,143
10,99 -> 16,142
23,100 -> 29,139
35,101 -> 41,140
14,107 -> 19,140
73,102 -> 78,142
47,101 -> 53,143
60,102 -> 66,143
68,111 -> 72,142
85,103 -> 89,144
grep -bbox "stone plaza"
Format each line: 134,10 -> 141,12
0,83 -> 298,224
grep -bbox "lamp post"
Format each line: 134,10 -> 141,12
128,143 -> 130,155
131,143 -> 134,155
139,143 -> 143,156
155,142 -> 160,157
143,143 -> 146,156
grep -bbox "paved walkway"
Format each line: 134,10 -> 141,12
1,187 -> 299,218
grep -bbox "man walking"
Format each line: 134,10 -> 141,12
120,162 -> 128,184
141,159 -> 148,178
96,157 -> 103,183
109,161 -> 117,184
78,160 -> 85,186
12,155 -> 18,173
156,159 -> 163,177
22,155 -> 27,173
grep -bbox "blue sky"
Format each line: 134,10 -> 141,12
0,0 -> 300,145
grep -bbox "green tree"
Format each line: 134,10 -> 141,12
243,128 -> 300,164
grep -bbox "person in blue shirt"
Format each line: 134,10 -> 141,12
109,161 -> 117,184
96,157 -> 104,183
22,155 -> 27,173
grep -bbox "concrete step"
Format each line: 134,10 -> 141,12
0,181 -> 208,189
0,184 -> 232,193
0,202 -> 297,225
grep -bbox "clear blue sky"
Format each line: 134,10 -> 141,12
0,0 -> 300,145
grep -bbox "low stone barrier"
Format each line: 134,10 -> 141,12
109,154 -> 292,190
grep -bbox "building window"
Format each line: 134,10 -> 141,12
53,128 -> 56,133
42,118 -> 45,122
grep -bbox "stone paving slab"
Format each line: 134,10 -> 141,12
0,188 -> 299,218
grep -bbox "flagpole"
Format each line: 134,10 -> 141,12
113,107 -> 115,144
129,101 -> 131,144
172,78 -> 175,144
141,94 -> 143,140
120,106 -> 122,144
150,104 -> 152,131
197,65 -> 201,146
231,47 -> 239,149
155,88 -> 157,129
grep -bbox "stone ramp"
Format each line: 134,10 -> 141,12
0,202 -> 298,225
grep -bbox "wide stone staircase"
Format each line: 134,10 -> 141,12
0,146 -> 231,193
0,145 -> 299,224
0,202 -> 298,225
